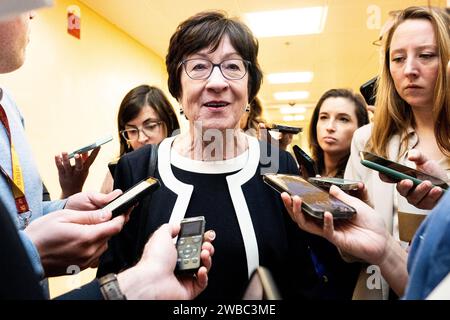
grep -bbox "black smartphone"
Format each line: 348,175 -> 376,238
360,151 -> 448,189
267,124 -> 302,134
308,177 -> 360,191
68,135 -> 113,159
175,216 -> 206,274
263,174 -> 356,220
102,177 -> 160,217
360,76 -> 377,106
242,266 -> 281,300
292,145 -> 318,179
107,159 -> 118,177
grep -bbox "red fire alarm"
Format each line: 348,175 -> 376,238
67,5 -> 81,39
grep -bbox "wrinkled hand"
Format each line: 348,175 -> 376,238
65,189 -> 122,211
118,224 -> 215,300
25,208 -> 127,277
55,147 -> 100,198
282,185 -> 388,265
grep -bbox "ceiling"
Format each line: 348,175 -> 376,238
79,0 -> 446,127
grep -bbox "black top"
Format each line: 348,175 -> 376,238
97,140 -> 359,299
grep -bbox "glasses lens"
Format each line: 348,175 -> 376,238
184,59 -> 212,79
183,59 -> 248,80
221,59 -> 247,79
122,129 -> 138,141
142,122 -> 161,136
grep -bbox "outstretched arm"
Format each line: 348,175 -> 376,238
282,185 -> 408,296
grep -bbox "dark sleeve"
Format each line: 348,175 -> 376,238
97,146 -> 152,277
55,279 -> 103,300
0,199 -> 45,300
284,150 -> 300,175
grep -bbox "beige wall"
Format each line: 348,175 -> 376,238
0,0 -> 177,297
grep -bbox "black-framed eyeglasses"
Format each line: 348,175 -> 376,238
120,121 -> 162,142
180,58 -> 251,80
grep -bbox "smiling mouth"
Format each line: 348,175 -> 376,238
204,102 -> 229,108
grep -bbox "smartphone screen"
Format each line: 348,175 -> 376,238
360,151 -> 448,189
263,174 -> 356,219
293,145 -> 318,178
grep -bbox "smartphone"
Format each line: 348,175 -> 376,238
263,174 -> 356,220
68,135 -> 113,159
242,266 -> 281,300
267,123 -> 302,134
360,151 -> 448,189
308,177 -> 360,191
175,216 -> 206,274
360,76 -> 377,106
292,145 -> 318,179
107,159 -> 118,177
102,177 -> 160,217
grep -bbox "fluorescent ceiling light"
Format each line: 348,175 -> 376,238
267,72 -> 313,84
283,115 -> 305,122
245,6 -> 328,37
274,91 -> 309,101
280,106 -> 307,114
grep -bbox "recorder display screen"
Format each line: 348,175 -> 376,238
180,221 -> 202,237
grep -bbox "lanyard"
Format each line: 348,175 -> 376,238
0,103 -> 31,225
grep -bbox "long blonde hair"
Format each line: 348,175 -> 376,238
369,6 -> 450,158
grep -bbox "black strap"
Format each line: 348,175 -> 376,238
135,143 -> 159,256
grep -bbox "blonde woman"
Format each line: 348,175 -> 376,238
344,6 -> 450,299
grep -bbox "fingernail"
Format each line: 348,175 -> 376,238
208,230 -> 216,241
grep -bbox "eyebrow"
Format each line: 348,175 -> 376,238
190,51 -> 242,60
390,44 -> 437,55
125,118 -> 160,127
319,112 -> 352,117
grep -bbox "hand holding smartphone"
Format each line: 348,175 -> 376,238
102,177 -> 160,217
360,151 -> 448,189
68,135 -> 113,159
263,173 -> 356,220
175,216 -> 206,274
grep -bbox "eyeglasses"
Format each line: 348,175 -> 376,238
120,121 -> 162,142
180,58 -> 250,80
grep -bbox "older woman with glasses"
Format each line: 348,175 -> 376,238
55,85 -> 180,197
97,11 -> 358,300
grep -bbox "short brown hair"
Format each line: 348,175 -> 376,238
166,11 -> 263,103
